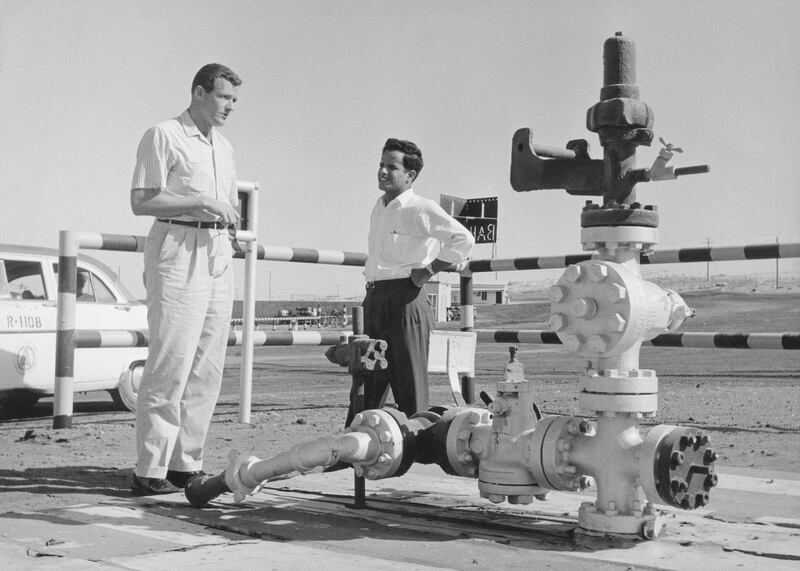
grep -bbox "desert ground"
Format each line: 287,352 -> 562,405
0,289 -> 797,517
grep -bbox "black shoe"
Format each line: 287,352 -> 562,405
323,461 -> 352,473
130,473 -> 180,496
166,470 -> 204,489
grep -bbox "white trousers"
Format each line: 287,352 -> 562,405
135,221 -> 234,478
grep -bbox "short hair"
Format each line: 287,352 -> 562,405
383,138 -> 423,179
191,63 -> 242,93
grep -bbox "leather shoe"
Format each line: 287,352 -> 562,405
166,470 -> 204,489
130,473 -> 179,496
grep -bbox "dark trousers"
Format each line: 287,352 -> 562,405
344,278 -> 433,425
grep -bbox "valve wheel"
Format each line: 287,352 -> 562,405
652,427 -> 718,509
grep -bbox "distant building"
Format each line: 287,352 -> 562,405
422,280 -> 509,322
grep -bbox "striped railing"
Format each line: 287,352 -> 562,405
465,242 -> 800,273
55,216 -> 800,427
475,330 -> 800,350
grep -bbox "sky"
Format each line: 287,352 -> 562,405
2,0 -> 798,300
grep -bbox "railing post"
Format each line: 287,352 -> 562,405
351,306 -> 367,508
53,230 -> 78,429
237,181 -> 259,424
459,271 -> 475,404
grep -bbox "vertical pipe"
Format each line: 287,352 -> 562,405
459,272 -> 475,404
53,231 -> 78,429
238,182 -> 259,424
351,306 -> 366,508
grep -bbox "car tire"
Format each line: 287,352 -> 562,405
0,389 -> 42,413
110,361 -> 144,412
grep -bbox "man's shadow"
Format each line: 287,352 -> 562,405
0,465 -> 130,498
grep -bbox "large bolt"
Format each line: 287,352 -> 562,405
548,285 -> 568,303
564,264 -> 583,283
587,334 -> 608,353
508,495 -> 533,505
603,283 -> 627,303
368,414 -> 381,427
606,313 -> 626,332
587,263 -> 609,282
486,494 -> 505,504
704,449 -> 719,464
704,473 -> 719,490
379,431 -> 393,443
561,334 -> 582,352
571,297 -> 598,318
579,420 -> 596,435
564,264 -> 582,282
548,313 -> 568,332
671,450 -> 685,466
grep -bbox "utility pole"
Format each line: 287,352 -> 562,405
705,237 -> 712,281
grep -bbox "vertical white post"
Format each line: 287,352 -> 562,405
238,182 -> 259,424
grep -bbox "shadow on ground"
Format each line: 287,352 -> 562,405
0,465 -> 130,498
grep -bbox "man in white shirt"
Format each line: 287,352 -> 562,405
354,138 -> 475,422
129,64 -> 242,495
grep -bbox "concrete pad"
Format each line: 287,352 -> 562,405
1,465 -> 799,569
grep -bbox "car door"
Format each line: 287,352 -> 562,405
54,262 -> 148,391
0,254 -> 57,392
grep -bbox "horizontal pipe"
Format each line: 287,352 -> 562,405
532,144 -> 577,160
234,245 -> 368,266
467,243 -> 800,272
71,329 -> 352,348
228,330 -> 350,346
71,231 -> 799,273
241,432 -> 374,488
71,328 -> 800,350
74,329 -> 148,348
674,165 -> 710,177
475,330 -> 800,350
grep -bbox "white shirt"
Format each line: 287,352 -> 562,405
131,110 -> 237,222
365,189 -> 475,282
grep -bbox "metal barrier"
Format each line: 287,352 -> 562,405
475,330 -> 800,350
55,209 -> 800,428
54,182 -> 260,429
73,329 -> 353,348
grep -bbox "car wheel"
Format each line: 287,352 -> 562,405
0,389 -> 42,413
110,362 -> 144,412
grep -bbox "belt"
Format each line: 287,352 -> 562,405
366,277 -> 413,289
157,218 -> 226,229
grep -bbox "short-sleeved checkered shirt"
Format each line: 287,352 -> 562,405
131,110 -> 237,222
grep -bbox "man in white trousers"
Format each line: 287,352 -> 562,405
129,63 -> 242,495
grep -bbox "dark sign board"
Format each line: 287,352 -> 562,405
440,195 -> 498,244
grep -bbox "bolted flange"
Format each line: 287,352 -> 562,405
347,409 -> 405,479
639,425 -> 719,509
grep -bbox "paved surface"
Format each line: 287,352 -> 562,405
2,464 -> 798,570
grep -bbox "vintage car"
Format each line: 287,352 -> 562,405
0,244 -> 147,413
